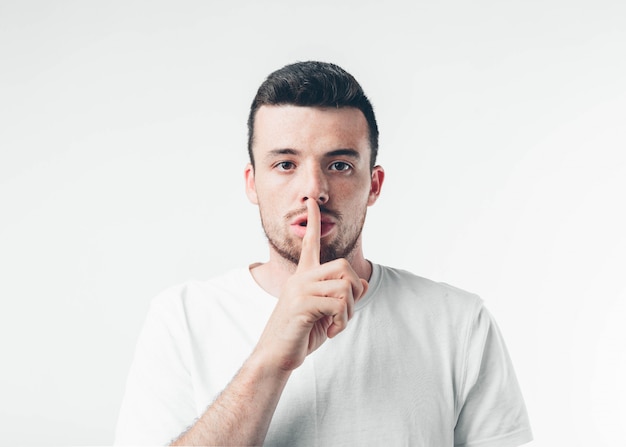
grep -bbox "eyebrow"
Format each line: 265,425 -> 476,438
264,148 -> 361,161
326,148 -> 361,160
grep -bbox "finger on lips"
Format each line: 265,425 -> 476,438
297,199 -> 321,271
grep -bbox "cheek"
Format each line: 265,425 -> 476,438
257,174 -> 290,195
337,179 -> 372,203
257,192 -> 284,221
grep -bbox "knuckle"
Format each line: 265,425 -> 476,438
336,258 -> 350,269
335,298 -> 348,315
339,279 -> 353,296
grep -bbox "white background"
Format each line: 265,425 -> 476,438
1,1 -> 625,445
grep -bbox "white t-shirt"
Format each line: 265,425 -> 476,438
115,264 -> 532,446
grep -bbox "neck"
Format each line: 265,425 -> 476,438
250,245 -> 372,298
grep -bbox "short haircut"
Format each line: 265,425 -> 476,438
247,61 -> 379,169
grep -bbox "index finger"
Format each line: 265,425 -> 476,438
297,199 -> 321,271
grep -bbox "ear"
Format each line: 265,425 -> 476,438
367,165 -> 385,206
244,163 -> 259,204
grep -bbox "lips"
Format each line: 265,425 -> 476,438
291,214 -> 334,227
292,216 -> 309,227
290,214 -> 336,238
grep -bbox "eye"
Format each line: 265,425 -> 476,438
275,161 -> 296,171
329,161 -> 352,172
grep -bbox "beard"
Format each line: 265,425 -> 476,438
260,205 -> 367,266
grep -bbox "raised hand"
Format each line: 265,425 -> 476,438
254,199 -> 368,373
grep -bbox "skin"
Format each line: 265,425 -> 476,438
171,105 -> 385,446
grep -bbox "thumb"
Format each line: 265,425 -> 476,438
357,278 -> 369,302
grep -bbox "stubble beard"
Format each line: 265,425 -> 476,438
260,207 -> 367,266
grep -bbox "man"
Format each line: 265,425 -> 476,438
115,61 -> 532,446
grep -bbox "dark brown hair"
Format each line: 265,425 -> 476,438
247,61 -> 379,168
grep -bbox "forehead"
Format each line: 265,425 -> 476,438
252,105 -> 370,156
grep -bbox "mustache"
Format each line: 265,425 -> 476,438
284,205 -> 342,222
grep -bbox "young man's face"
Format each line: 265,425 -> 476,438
245,105 -> 384,265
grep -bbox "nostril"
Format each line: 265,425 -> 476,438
303,196 -> 328,205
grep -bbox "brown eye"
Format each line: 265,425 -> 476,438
276,161 -> 295,171
330,161 -> 351,171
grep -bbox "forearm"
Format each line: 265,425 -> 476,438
171,352 -> 291,446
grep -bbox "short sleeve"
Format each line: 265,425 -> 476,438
115,288 -> 197,445
454,305 -> 533,447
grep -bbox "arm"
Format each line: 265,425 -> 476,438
172,199 -> 367,446
454,306 -> 533,446
171,351 -> 290,446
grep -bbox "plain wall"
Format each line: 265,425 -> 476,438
1,1 -> 624,445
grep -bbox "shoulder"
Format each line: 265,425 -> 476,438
148,268 -> 255,313
373,264 -> 483,312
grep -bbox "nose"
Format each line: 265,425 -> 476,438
300,163 -> 329,205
